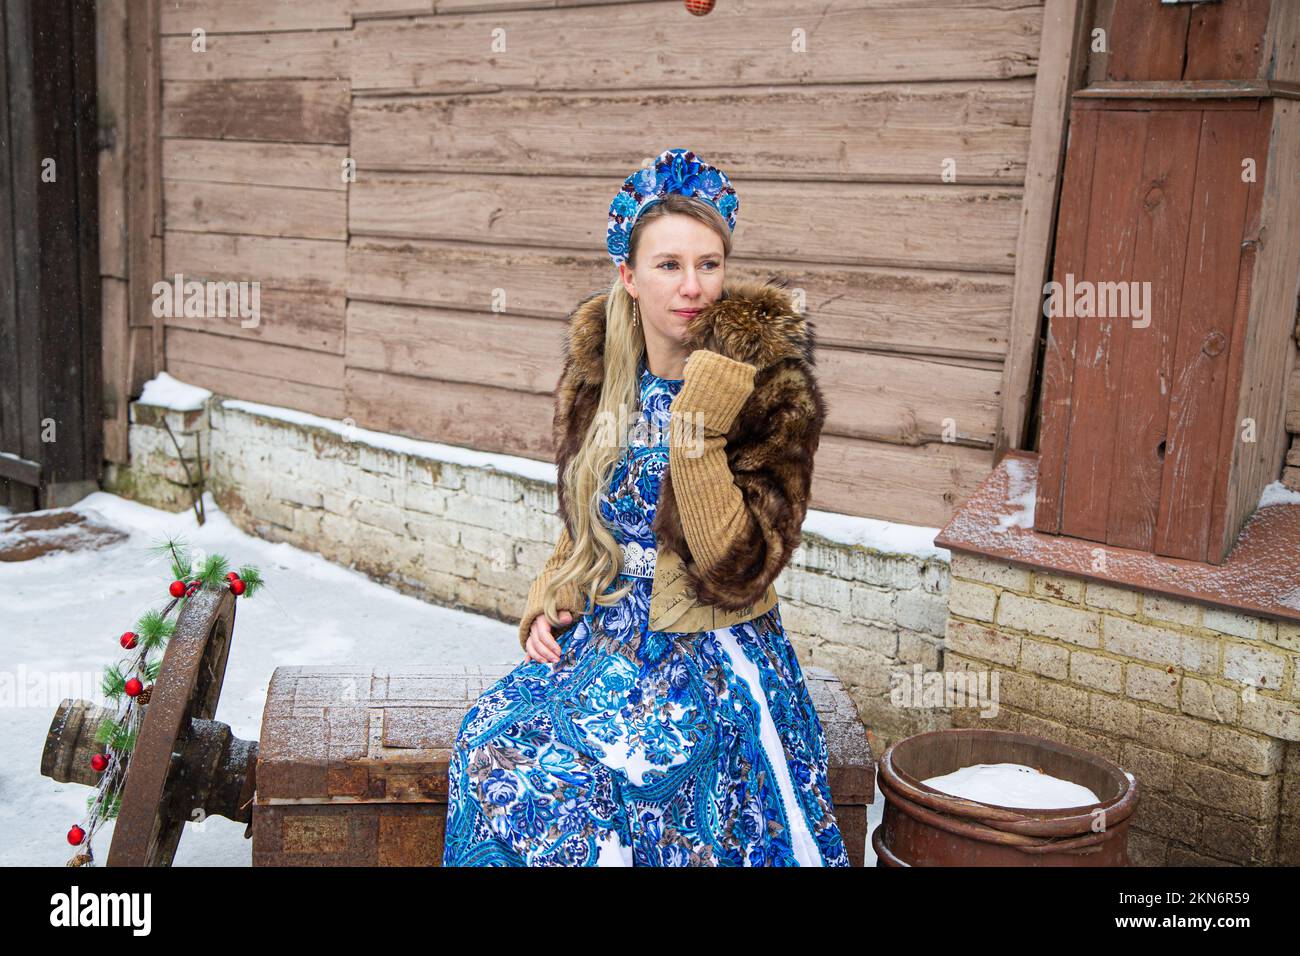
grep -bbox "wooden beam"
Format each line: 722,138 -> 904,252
1074,79 -> 1300,99
351,4 -> 1042,94
995,0 -> 1092,464
0,3 -> 23,465
98,0 -> 130,463
31,0 -> 87,490
72,0 -> 103,484
126,0 -> 162,379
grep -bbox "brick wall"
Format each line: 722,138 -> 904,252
944,551 -> 1300,866
105,403 -> 208,512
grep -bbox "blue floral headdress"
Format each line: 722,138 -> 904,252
606,147 -> 739,267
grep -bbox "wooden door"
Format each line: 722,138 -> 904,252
1034,96 -> 1273,562
0,0 -> 102,510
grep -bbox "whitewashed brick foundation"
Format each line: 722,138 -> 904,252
102,403 -> 209,512
944,550 -> 1300,867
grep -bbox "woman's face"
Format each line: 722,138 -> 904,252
619,213 -> 725,347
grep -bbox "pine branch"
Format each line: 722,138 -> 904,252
100,664 -> 126,700
195,552 -> 231,589
235,565 -> 266,598
100,792 -> 123,821
94,717 -> 122,746
148,535 -> 193,582
134,608 -> 175,650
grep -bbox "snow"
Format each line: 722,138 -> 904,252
802,509 -> 948,562
0,490 -> 523,867
219,394 -> 949,563
922,762 -> 1101,810
137,372 -> 212,412
221,399 -> 557,485
1259,481 -> 1300,508
996,456 -> 1036,532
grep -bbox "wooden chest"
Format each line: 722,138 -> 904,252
251,663 -> 875,866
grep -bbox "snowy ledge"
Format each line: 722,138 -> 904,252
138,371 -> 213,411
936,450 -> 1300,622
208,396 -> 948,564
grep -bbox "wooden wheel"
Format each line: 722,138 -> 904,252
105,586 -> 243,866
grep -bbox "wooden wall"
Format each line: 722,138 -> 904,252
155,0 -> 1050,527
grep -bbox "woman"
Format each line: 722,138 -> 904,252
443,148 -> 849,866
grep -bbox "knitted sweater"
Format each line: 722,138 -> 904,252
519,350 -> 760,647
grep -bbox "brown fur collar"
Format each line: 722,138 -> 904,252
551,276 -> 828,613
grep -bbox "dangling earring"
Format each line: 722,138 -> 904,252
632,299 -> 641,328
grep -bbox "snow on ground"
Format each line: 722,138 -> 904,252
0,490 -> 882,866
0,490 -> 520,867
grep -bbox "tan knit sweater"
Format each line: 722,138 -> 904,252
518,350 -> 758,649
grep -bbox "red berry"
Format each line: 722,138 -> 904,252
230,578 -> 246,596
68,825 -> 85,845
186,581 -> 199,594
169,580 -> 187,597
124,677 -> 143,697
90,753 -> 108,772
119,631 -> 137,649
226,571 -> 240,581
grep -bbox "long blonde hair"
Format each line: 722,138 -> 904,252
541,192 -> 735,622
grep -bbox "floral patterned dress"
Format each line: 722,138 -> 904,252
442,360 -> 851,866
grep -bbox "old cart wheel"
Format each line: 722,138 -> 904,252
105,586 -> 244,866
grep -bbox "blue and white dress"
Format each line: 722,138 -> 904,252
442,360 -> 851,866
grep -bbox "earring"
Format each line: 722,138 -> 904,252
632,299 -> 641,327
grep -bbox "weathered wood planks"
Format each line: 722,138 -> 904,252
150,0 -> 1059,526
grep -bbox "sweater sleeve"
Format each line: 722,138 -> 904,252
666,350 -> 758,571
518,523 -> 583,649
667,348 -> 823,608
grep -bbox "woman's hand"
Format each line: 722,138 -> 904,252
674,350 -> 757,436
524,610 -> 574,664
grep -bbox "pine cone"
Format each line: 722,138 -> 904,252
137,684 -> 154,706
67,852 -> 93,867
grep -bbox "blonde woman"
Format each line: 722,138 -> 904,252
444,148 -> 849,866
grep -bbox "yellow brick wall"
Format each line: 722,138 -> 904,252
942,551 -> 1300,866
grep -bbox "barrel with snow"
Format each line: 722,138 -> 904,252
873,729 -> 1138,866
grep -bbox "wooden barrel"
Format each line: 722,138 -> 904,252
872,728 -> 1138,866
